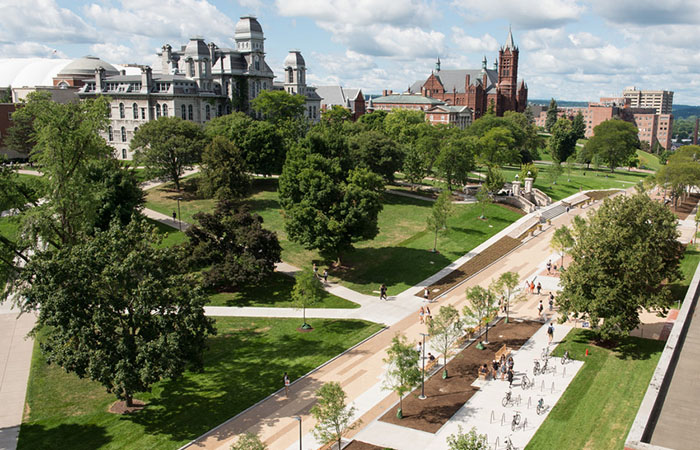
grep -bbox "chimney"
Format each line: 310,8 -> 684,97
161,44 -> 172,73
120,70 -> 126,76
465,74 -> 470,89
382,89 -> 387,96
140,66 -> 152,94
94,67 -> 104,93
694,118 -> 699,145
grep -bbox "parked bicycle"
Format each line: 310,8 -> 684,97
521,373 -> 533,390
536,397 -> 549,415
504,435 -> 517,450
541,346 -> 551,360
503,390 -> 517,407
534,358 -> 550,376
511,410 -> 522,431
561,350 -> 572,365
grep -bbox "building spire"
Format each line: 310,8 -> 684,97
504,25 -> 516,51
436,56 -> 441,72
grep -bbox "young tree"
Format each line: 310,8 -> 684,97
549,118 -> 577,164
131,117 -> 207,192
311,382 -> 359,450
186,200 -> 281,291
251,90 -> 306,125
545,98 -> 559,132
463,286 -> 497,348
586,119 -> 640,172
428,304 -> 463,378
484,166 -> 505,194
475,187 -> 492,220
199,136 -> 251,201
291,269 -> 325,330
427,190 -> 453,253
383,334 -> 421,419
558,194 -> 684,341
547,163 -> 563,185
572,111 -> 586,140
11,219 -> 216,407
446,426 -> 489,450
519,163 -> 539,183
492,271 -> 519,322
230,433 -> 267,450
435,134 -> 477,190
550,225 -> 574,269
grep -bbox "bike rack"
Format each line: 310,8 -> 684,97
490,410 -> 496,424
527,396 -> 532,409
522,417 -> 529,430
551,382 -> 556,393
553,365 -> 557,375
541,380 -> 545,391
562,367 -> 566,378
517,394 -> 522,405
501,412 -> 506,426
493,436 -> 500,450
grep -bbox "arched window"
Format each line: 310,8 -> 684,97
188,59 -> 194,77
119,103 -> 125,119
188,104 -> 193,120
181,104 -> 187,119
134,127 -> 138,134
162,104 -> 168,117
122,149 -> 127,159
108,126 -> 113,141
132,103 -> 138,119
217,104 -> 222,117
288,69 -> 293,83
155,104 -> 161,118
121,127 -> 126,142
205,105 -> 210,121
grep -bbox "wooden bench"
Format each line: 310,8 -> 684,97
495,344 -> 512,362
425,358 -> 438,374
477,368 -> 489,381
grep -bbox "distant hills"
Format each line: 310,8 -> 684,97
529,99 -> 587,108
530,99 -> 700,119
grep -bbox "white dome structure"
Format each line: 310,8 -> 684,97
0,58 -> 71,87
284,50 -> 305,69
57,55 -> 119,77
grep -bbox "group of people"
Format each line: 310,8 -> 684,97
545,259 -> 560,274
479,355 -> 515,386
418,306 -> 432,324
526,279 -> 543,295
312,263 -> 328,283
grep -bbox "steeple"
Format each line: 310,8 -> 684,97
504,25 -> 517,51
436,56 -> 441,72
481,56 -> 487,70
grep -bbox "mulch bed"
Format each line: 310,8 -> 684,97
344,441 -> 394,450
418,236 -> 522,300
108,399 -> 145,414
585,190 -> 620,201
379,319 -> 541,433
669,193 -> 700,221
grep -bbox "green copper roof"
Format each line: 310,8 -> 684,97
373,94 -> 443,105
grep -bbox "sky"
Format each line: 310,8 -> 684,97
1,0 -> 700,104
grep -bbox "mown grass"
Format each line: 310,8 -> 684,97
527,329 -> 664,450
18,317 -> 382,450
670,243 -> 700,302
636,150 -> 661,172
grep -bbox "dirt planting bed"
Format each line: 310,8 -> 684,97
379,319 -> 541,433
344,441 -> 394,450
585,190 -> 621,201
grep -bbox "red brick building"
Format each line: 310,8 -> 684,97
409,29 -> 527,119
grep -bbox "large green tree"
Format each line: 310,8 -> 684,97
383,109 -> 425,145
435,134 -> 477,190
585,119 -> 640,172
186,200 -> 281,291
545,98 -> 559,132
131,116 -> 207,191
478,127 -> 518,167
549,118 -> 578,164
348,130 -> 403,182
383,334 -> 421,419
87,158 -> 145,231
311,382 -> 359,450
199,136 -> 250,201
572,111 -> 586,140
558,194 -> 684,341
12,219 -> 216,406
250,90 -> 306,125
4,91 -> 53,156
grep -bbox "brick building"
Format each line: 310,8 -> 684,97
368,92 -> 472,129
409,29 -> 527,119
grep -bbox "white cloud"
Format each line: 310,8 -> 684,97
567,32 -> 602,48
0,0 -> 96,43
0,42 -> 67,58
451,0 -> 585,29
451,28 -> 499,53
589,0 -> 700,25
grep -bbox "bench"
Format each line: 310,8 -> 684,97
477,368 -> 489,381
495,343 -> 512,362
425,358 -> 438,374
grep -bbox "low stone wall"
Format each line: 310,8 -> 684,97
495,195 -> 536,213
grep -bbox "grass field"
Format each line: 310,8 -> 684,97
147,178 -> 522,295
146,218 -> 187,248
527,329 -> 664,450
670,243 -> 700,301
636,150 -> 662,172
18,317 -> 382,450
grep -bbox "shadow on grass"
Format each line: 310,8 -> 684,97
565,328 -> 663,361
18,423 -> 111,450
250,177 -> 279,194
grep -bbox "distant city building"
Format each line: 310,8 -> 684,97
622,87 -> 673,115
408,29 -> 527,119
369,91 -> 473,129
315,86 -> 366,120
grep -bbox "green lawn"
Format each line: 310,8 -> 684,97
147,178 -> 522,295
18,317 -> 382,450
527,329 -> 664,450
145,217 -> 187,248
208,271 -> 359,308
0,216 -> 22,286
636,150 -> 661,172
670,244 -> 700,301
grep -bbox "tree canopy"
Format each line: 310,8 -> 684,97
383,333 -> 421,418
557,194 -> 683,341
584,119 -> 640,172
549,118 -> 578,164
250,90 -> 306,125
545,98 -> 559,132
199,136 -> 251,201
311,382 -> 359,450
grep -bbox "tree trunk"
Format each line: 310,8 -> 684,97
433,228 -> 438,252
125,391 -> 133,407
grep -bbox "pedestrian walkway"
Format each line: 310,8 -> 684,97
142,207 -> 191,231
139,167 -> 200,191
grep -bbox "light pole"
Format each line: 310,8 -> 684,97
292,416 -> 302,450
419,332 -> 428,400
176,196 -> 182,231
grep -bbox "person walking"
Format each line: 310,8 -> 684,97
283,372 -> 290,396
547,323 -> 554,343
379,284 -> 387,300
507,368 -> 514,387
312,263 -> 318,278
536,282 -> 542,295
423,287 -> 429,301
419,306 -> 425,324
538,300 -> 544,320
426,306 -> 432,323
546,259 -> 552,274
549,292 -> 554,311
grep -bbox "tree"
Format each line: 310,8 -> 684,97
519,163 -> 538,183
484,166 -> 505,194
565,154 -> 576,181
492,271 -> 519,322
446,426 -> 489,450
87,159 -> 145,231
547,163 -> 563,185
558,194 -> 684,341
199,136 -> 251,201
348,130 -> 403,182
311,382 -> 359,450
250,90 -> 306,125
434,134 -> 477,190
11,219 -> 215,406
428,304 -> 463,378
402,143 -> 426,188
427,190 -> 453,253
478,127 -> 517,168
186,200 -> 281,291
4,91 -> 53,156
586,119 -> 640,172
358,109 -> 387,131
524,104 -> 535,125
463,285 -> 497,347
475,187 -> 491,220
545,98 -> 559,132
230,433 -> 267,450
549,118 -> 577,164
279,136 -> 384,264
383,334 -> 421,419
321,105 -> 353,125
0,86 -> 11,103
205,113 -> 285,176
291,269 -> 324,330
131,117 -> 206,192
572,111 -> 586,140
383,109 -> 425,145
550,225 -> 574,269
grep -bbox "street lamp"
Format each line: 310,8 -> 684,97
419,332 -> 428,400
176,196 -> 182,231
292,416 -> 302,450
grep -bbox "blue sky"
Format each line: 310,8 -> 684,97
2,0 -> 700,104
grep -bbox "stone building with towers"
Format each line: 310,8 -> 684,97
409,29 -> 527,119
274,50 -> 321,122
76,16 -> 318,159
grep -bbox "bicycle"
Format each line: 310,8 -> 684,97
541,346 -> 551,360
521,373 -> 533,390
533,360 -> 540,376
504,435 -> 517,450
511,410 -> 521,431
561,350 -> 572,365
502,390 -> 517,407
536,397 -> 548,415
